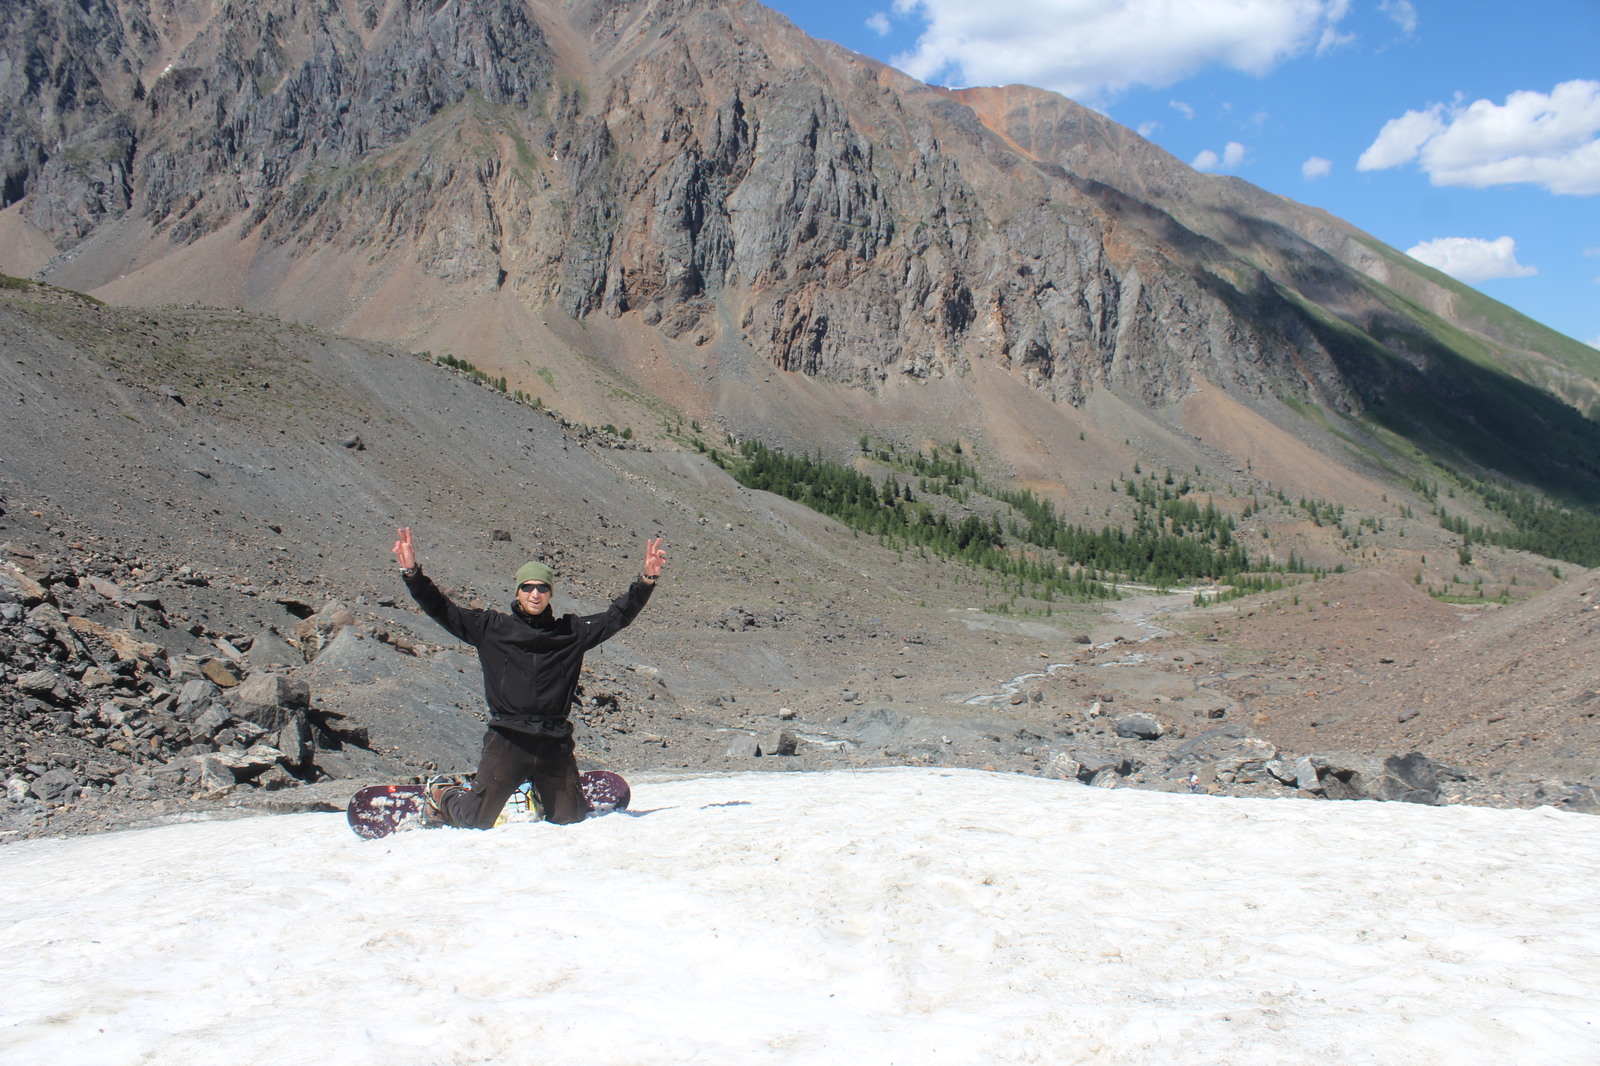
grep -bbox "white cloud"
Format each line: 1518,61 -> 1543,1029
1406,236 -> 1538,283
1379,0 -> 1418,35
1137,120 -> 1162,138
1359,80 -> 1600,195
1303,156 -> 1333,179
890,0 -> 1353,104
1193,142 -> 1247,173
1316,0 -> 1355,57
1357,105 -> 1447,170
866,11 -> 892,36
1169,100 -> 1195,121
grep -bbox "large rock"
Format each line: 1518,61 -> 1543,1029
845,707 -> 912,747
277,715 -> 313,771
762,729 -> 800,757
17,669 -> 67,701
0,563 -> 48,605
176,679 -> 220,719
196,746 -> 286,792
1044,752 -> 1082,782
65,615 -> 168,669
1306,752 -> 1441,805
246,627 -> 300,670
1172,725 -> 1279,783
27,603 -> 84,658
200,660 -> 239,688
304,627 -> 399,683
232,673 -> 311,730
294,602 -> 359,661
1058,745 -> 1128,782
28,767 -> 79,802
191,703 -> 232,739
1113,713 -> 1164,740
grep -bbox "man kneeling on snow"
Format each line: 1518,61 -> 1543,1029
392,526 -> 664,827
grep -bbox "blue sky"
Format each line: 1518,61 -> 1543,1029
759,0 -> 1600,350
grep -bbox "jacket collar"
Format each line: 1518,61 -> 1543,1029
512,601 -> 558,629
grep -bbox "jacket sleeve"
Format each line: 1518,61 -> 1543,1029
572,577 -> 656,651
403,568 -> 489,647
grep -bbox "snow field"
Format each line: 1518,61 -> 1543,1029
2,767 -> 1599,1064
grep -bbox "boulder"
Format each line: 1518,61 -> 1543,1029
176,679 -> 219,719
200,659 -> 239,687
1075,746 -> 1126,777
1114,713 -> 1164,740
255,765 -> 301,790
191,703 -> 231,739
725,734 -> 761,759
277,714 -> 313,770
84,575 -> 127,603
245,627 -> 300,670
846,707 -> 911,747
29,767 -> 79,802
1044,752 -> 1082,781
1306,752 -> 1441,805
27,603 -> 85,657
66,615 -> 168,667
763,729 -> 799,757
294,601 -> 358,660
197,746 -> 283,790
1262,758 -> 1299,786
195,755 -> 239,793
0,563 -> 48,605
233,673 -> 311,730
1173,725 -> 1278,782
17,669 -> 67,701
302,627 -> 392,680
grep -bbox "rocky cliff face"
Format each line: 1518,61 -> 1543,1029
1,0 -> 1592,451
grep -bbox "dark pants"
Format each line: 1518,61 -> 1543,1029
440,726 -> 587,829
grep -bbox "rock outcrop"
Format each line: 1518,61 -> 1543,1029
4,0 -> 1592,438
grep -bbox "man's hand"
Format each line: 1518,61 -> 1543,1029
642,536 -> 665,582
393,527 -> 417,571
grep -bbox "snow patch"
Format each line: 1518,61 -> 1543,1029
3,768 -> 1599,1064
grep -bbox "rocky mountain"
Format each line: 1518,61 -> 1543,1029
4,0 -> 1599,509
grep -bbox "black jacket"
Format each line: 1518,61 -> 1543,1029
403,568 -> 655,736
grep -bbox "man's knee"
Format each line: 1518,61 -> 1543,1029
441,787 -> 503,830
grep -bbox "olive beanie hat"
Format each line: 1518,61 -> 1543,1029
514,561 -> 555,588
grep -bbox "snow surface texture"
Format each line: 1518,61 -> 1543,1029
4,768 -> 1599,1065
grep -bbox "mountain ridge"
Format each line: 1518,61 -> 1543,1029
5,0 -> 1596,500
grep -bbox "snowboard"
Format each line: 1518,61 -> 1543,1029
346,769 -> 632,840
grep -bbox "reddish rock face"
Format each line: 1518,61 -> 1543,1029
7,0 -> 1594,451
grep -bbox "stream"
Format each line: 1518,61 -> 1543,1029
959,588 -> 1203,707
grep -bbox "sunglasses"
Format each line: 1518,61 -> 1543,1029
518,582 -> 552,595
